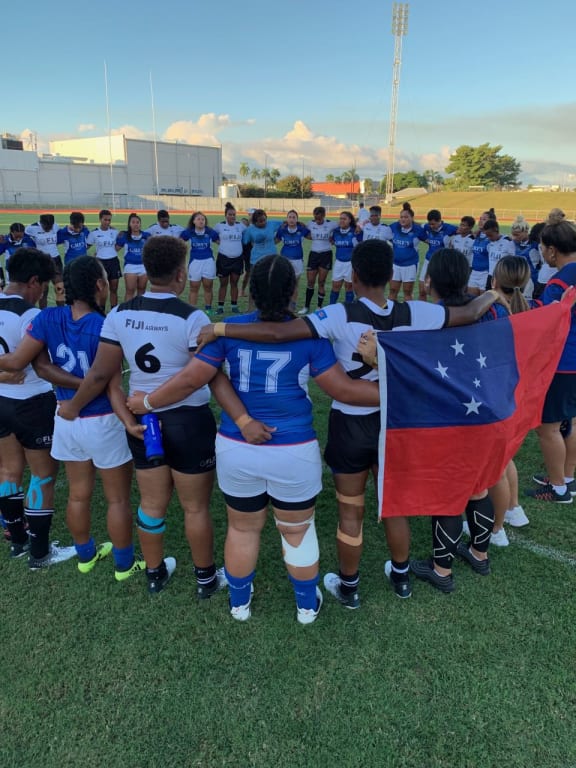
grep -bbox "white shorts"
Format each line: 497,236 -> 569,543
215,434 -> 322,503
51,412 -> 132,469
392,264 -> 417,283
333,260 -> 353,283
124,264 -> 146,276
188,258 -> 216,282
287,258 -> 304,278
468,269 -> 488,290
419,260 -> 429,282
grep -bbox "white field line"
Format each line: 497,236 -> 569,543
508,530 -> 576,569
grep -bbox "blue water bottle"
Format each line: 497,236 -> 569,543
142,413 -> 164,465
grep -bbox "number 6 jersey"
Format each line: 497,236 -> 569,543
100,292 -> 211,410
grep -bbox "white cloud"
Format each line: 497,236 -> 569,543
111,124 -> 151,140
78,123 -> 95,132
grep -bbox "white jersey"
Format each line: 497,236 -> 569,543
145,222 -> 184,238
538,262 -> 558,284
212,222 -> 246,258
357,208 -> 370,227
100,292 -> 211,411
24,222 -> 59,258
362,222 -> 393,242
0,295 -> 52,399
304,297 -> 448,415
307,219 -> 338,253
450,233 -> 475,266
487,236 -> 515,276
86,227 -> 119,260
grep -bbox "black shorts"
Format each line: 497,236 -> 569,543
307,250 -> 333,272
324,409 -> 381,474
216,254 -> 244,278
541,373 -> 576,424
127,404 -> 216,473
98,257 -> 122,281
52,256 -> 63,280
0,391 -> 56,449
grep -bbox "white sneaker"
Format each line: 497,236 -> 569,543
298,307 -> 309,315
504,505 -> 529,527
490,528 -> 510,547
323,572 -> 360,609
462,520 -> 470,537
29,541 -> 77,570
230,583 -> 254,622
297,587 -> 323,625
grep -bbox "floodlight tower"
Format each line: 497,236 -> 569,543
385,3 -> 409,203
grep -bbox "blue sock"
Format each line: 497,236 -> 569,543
0,514 -> 6,530
288,574 -> 319,610
225,568 -> 255,608
329,290 -> 339,304
113,544 -> 135,571
75,537 -> 97,562
345,290 -> 354,303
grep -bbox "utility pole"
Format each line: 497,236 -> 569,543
385,3 -> 409,203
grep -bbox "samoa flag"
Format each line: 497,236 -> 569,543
376,297 -> 573,518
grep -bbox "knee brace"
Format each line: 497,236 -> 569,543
336,523 -> 363,547
26,476 -> 53,511
275,515 -> 319,568
137,507 -> 166,534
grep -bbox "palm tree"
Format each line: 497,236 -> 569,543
269,168 -> 281,187
250,168 -> 261,180
239,162 -> 250,179
325,174 -> 335,182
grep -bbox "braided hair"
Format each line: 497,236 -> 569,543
250,255 -> 296,321
63,256 -> 106,316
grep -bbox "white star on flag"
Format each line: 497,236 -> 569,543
451,339 -> 464,356
435,361 -> 449,379
463,396 -> 482,415
473,378 -> 481,388
477,353 -> 487,368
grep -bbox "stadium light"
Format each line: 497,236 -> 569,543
385,3 -> 409,203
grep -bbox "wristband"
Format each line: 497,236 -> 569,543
213,322 -> 226,337
235,413 -> 253,429
143,393 -> 154,411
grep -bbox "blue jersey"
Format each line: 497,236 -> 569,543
471,233 -> 490,272
57,226 -> 90,264
0,234 -> 36,266
514,239 -> 539,284
389,222 -> 425,267
242,222 -> 280,265
196,311 -> 337,445
116,231 -> 151,266
275,223 -> 311,260
27,306 -> 112,417
331,228 -> 361,262
422,222 -> 458,261
542,262 -> 576,372
180,227 -> 218,262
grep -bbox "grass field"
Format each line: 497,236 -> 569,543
0,210 -> 575,767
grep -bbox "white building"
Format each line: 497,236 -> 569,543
0,135 -> 222,208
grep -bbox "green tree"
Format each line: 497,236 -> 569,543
276,175 -> 303,196
269,168 -> 281,187
363,178 -> 374,194
239,162 -> 250,180
445,143 -> 521,189
325,174 -> 335,182
250,168 -> 261,180
341,169 -> 360,182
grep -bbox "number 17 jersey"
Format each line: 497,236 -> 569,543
100,292 -> 211,410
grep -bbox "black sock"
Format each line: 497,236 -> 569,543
146,560 -> 167,580
391,559 -> 410,581
339,570 -> 359,594
431,515 -> 462,570
0,493 -> 27,545
25,508 -> 53,559
317,292 -> 326,308
195,563 -> 216,587
465,496 -> 494,553
305,288 -> 314,309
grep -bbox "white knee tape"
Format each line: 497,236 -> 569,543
276,515 -> 319,568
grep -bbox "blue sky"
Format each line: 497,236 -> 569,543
6,0 -> 576,184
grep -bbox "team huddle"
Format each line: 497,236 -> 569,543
0,203 -> 574,623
